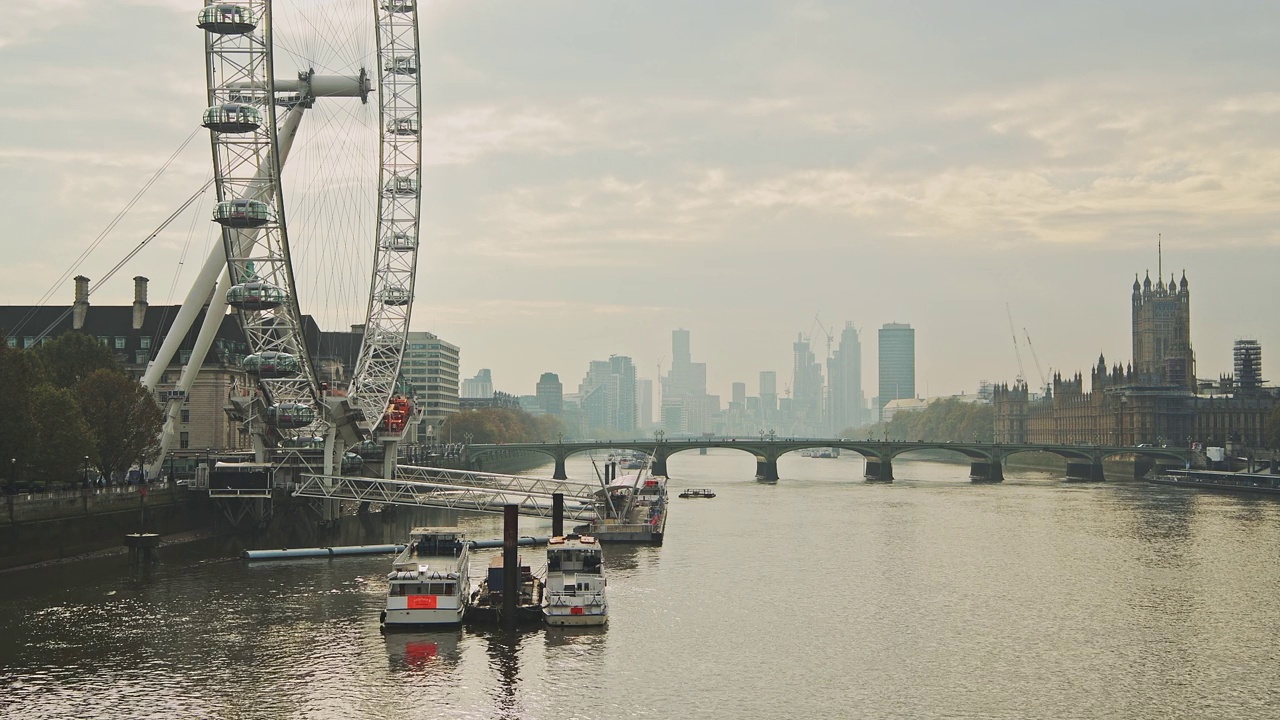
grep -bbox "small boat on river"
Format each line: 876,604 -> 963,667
381,528 -> 469,628
679,488 -> 716,499
542,534 -> 608,627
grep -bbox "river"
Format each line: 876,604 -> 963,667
2,450 -> 1279,719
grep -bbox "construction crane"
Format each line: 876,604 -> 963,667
1023,328 -> 1050,395
1005,303 -> 1026,386
812,313 -> 835,360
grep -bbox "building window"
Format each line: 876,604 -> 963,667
140,337 -> 151,350
181,409 -> 190,423
180,432 -> 190,449
114,337 -> 126,349
99,337 -> 109,346
180,350 -> 192,363
5,337 -> 14,348
22,337 -> 34,349
136,351 -> 149,365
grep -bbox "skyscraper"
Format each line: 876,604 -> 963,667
828,322 -> 863,432
610,355 -> 637,432
792,333 -> 823,432
536,372 -> 563,415
759,370 -> 778,416
637,378 -> 653,429
878,323 -> 915,421
661,329 -> 710,433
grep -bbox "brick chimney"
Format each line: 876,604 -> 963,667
72,276 -> 90,330
132,276 -> 149,330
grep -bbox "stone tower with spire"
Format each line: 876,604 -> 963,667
1131,261 -> 1193,388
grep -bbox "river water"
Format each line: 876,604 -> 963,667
2,450 -> 1280,719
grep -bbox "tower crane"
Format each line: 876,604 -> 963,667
812,313 -> 835,360
1023,329 -> 1050,396
1005,303 -> 1026,386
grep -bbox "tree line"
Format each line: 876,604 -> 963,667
439,407 -> 565,445
0,332 -> 164,490
845,398 -> 995,443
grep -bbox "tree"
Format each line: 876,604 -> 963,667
36,331 -> 120,389
0,343 -> 48,484
75,369 -> 164,482
28,384 -> 94,487
439,407 -> 562,444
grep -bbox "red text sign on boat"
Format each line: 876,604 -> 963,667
407,595 -> 438,609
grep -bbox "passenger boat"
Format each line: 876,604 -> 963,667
542,534 -> 608,627
1151,469 -> 1280,496
381,528 -> 469,628
465,553 -> 545,626
678,488 -> 716,499
574,468 -> 668,544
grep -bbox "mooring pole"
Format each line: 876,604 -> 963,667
503,504 -> 519,631
552,493 -> 564,537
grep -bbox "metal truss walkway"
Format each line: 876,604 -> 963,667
292,466 -> 600,520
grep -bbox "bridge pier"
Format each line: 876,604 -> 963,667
969,460 -> 1004,484
755,458 -> 779,482
552,456 -> 568,481
1065,460 -> 1105,482
650,454 -> 668,478
865,459 -> 893,483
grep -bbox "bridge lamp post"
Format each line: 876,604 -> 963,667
768,429 -> 776,442
654,430 -> 665,443
464,432 -> 473,447
83,456 -> 90,489
8,457 -> 14,496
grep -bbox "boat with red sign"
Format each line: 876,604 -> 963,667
380,528 -> 470,628
543,534 -> 608,627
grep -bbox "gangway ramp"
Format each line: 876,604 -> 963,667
293,467 -> 599,520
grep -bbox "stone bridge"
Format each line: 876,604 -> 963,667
464,438 -> 1192,483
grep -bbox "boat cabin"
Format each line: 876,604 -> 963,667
547,535 -> 602,574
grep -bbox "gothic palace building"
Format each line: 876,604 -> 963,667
994,271 -> 1275,448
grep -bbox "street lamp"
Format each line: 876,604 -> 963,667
758,429 -> 765,442
83,456 -> 90,489
768,429 -> 776,442
8,458 -> 15,496
558,432 -> 564,445
464,432 -> 473,446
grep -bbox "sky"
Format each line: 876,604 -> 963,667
2,0 -> 1279,410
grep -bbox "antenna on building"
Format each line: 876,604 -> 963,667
1158,233 -> 1162,280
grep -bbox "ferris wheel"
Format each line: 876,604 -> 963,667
143,1 -> 424,471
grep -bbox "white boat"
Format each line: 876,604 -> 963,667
542,534 -> 608,627
381,528 -> 470,628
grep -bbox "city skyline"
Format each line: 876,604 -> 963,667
2,2 -> 1278,408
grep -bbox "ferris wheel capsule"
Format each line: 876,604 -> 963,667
381,0 -> 416,12
384,174 -> 419,197
387,116 -> 419,136
197,4 -> 258,35
202,104 -> 262,134
378,286 -> 411,306
380,232 -> 416,252
213,199 -> 272,228
384,55 -> 418,76
265,403 -> 317,429
242,351 -> 301,378
226,281 -> 288,311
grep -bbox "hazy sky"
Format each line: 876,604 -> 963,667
3,1 -> 1278,409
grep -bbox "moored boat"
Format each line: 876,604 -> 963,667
381,528 -> 469,628
542,534 -> 608,627
466,553 -> 545,626
574,468 -> 668,544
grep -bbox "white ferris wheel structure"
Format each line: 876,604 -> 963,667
141,1 -> 425,478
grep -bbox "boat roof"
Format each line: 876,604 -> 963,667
547,535 -> 601,551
